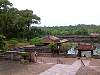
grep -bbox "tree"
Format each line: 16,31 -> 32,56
74,28 -> 88,35
0,0 -> 12,13
0,0 -> 13,37
19,9 -> 41,41
0,0 -> 22,38
0,0 -> 41,39
48,43 -> 58,54
0,34 -> 6,50
30,37 -> 42,46
30,26 -> 45,38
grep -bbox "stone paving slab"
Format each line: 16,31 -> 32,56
39,60 -> 90,75
82,60 -> 90,66
40,60 -> 81,75
89,66 -> 100,72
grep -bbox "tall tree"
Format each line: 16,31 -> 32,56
0,0 -> 41,39
19,9 -> 41,41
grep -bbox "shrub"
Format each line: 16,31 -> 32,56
19,52 -> 29,60
48,43 -> 57,50
9,38 -> 18,44
61,42 -> 76,53
30,37 -> 42,45
8,38 -> 18,49
0,35 -> 6,50
48,43 -> 57,53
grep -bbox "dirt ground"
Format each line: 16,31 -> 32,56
0,61 -> 54,75
0,57 -> 77,75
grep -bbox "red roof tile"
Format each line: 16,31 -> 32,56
76,44 -> 96,51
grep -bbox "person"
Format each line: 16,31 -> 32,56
34,51 -> 38,62
35,51 -> 38,57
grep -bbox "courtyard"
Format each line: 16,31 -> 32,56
0,57 -> 100,75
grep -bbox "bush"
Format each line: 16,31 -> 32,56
30,37 -> 42,45
0,35 -> 6,50
8,38 -> 18,49
61,42 -> 76,53
9,38 -> 18,44
48,43 -> 57,50
19,52 -> 29,60
48,43 -> 57,53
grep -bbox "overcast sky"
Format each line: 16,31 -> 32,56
9,0 -> 100,27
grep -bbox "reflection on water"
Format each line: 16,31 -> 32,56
67,43 -> 100,57
67,47 -> 78,55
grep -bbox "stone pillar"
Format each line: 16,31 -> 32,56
78,50 -> 81,57
91,50 -> 93,57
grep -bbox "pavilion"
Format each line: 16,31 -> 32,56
76,43 -> 96,57
42,35 -> 68,46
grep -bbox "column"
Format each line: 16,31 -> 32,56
91,50 -> 93,57
78,50 -> 81,57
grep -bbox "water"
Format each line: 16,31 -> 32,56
67,47 -> 78,55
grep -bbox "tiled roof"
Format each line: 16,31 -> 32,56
76,44 -> 96,51
42,35 -> 60,43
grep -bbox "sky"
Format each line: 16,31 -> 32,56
9,0 -> 100,27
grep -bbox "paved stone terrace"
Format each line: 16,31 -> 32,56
39,60 -> 90,75
0,61 -> 54,75
76,59 -> 100,75
37,57 -> 77,65
0,58 -> 100,75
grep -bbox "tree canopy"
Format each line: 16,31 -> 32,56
0,0 -> 41,39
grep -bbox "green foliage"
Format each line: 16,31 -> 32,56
0,34 -> 6,50
9,38 -> 18,44
8,38 -> 18,48
48,43 -> 58,53
74,28 -> 88,35
0,0 -> 40,39
61,43 -> 77,54
39,24 -> 100,36
30,37 -> 42,45
19,52 -> 29,60
48,43 -> 57,50
27,26 -> 45,39
19,9 -> 41,41
0,0 -> 100,41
